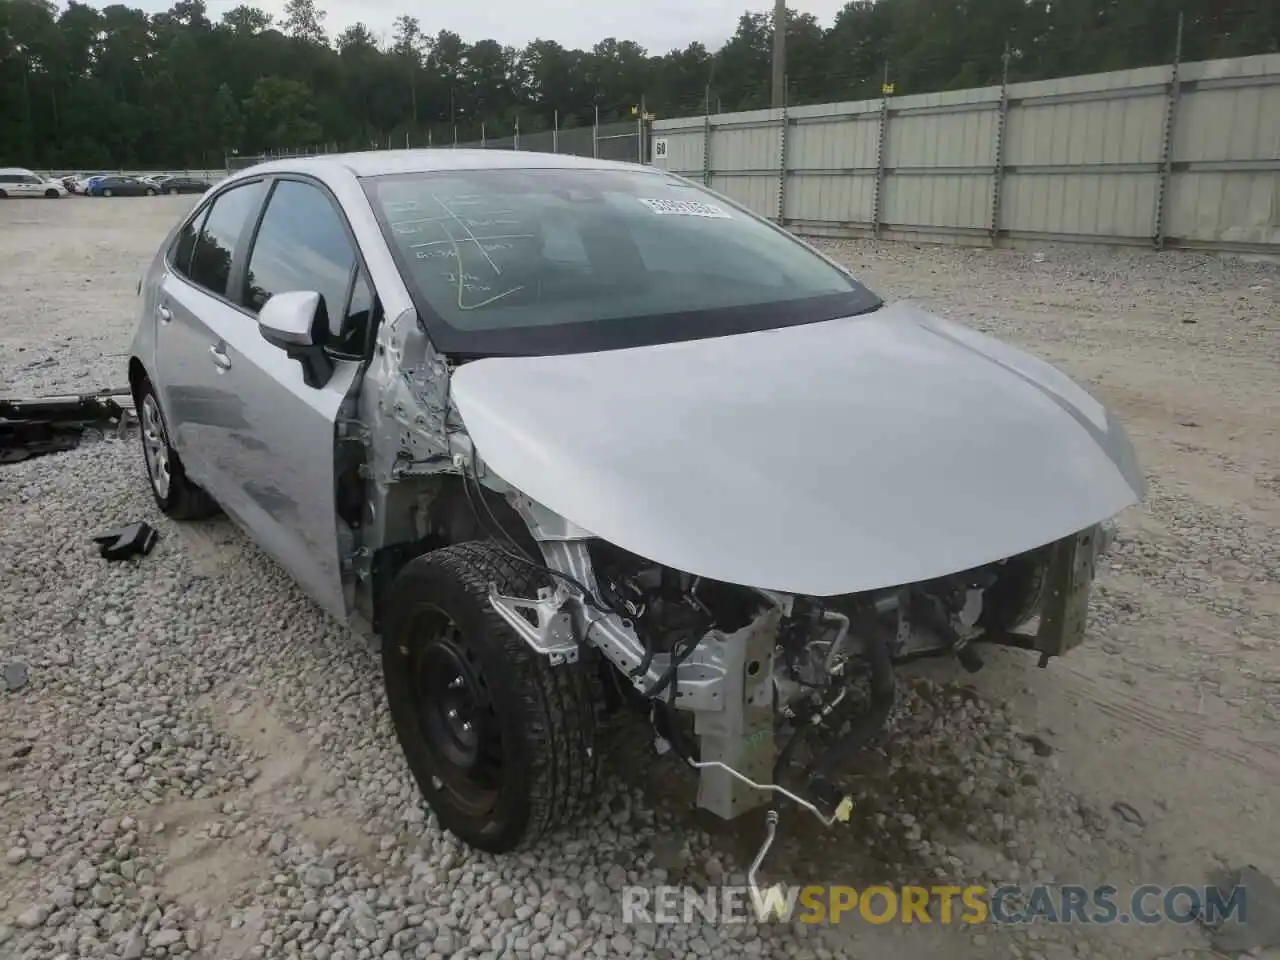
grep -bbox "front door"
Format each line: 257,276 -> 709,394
201,176 -> 373,622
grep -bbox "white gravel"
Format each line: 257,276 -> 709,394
2,196 -> 1278,960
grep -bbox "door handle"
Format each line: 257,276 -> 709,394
209,345 -> 231,370
158,305 -> 172,323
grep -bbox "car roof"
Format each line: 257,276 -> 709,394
229,149 -> 661,182
0,167 -> 37,175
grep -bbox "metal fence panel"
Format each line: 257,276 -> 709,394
651,53 -> 1280,252
1164,56 -> 1280,246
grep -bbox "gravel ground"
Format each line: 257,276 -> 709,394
2,196 -> 1278,960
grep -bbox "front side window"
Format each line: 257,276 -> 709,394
335,269 -> 375,356
188,179 -> 266,298
363,167 -> 880,357
241,179 -> 357,336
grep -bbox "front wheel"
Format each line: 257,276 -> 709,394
382,541 -> 601,853
146,188 -> 156,196
45,189 -> 59,199
102,189 -> 113,197
166,188 -> 178,196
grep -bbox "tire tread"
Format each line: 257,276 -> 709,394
384,540 -> 601,851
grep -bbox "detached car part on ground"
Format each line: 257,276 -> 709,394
0,390 -> 132,464
126,150 -> 1144,864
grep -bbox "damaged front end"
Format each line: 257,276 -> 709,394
347,299 -> 1131,874
485,492 -> 1116,829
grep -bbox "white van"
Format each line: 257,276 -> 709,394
0,168 -> 67,199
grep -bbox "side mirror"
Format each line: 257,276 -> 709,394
258,290 -> 322,349
257,290 -> 334,389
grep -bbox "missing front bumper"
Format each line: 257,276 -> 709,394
990,523 -> 1110,665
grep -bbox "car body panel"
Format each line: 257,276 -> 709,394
449,300 -> 1144,597
137,173 -> 370,622
157,266 -> 358,620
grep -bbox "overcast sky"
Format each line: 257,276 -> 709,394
82,0 -> 849,53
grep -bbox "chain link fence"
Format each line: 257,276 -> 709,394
227,119 -> 647,172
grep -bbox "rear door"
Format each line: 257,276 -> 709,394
152,177 -> 269,507
205,176 -> 373,621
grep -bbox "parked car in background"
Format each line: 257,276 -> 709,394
155,176 -> 211,195
0,168 -> 66,198
142,174 -> 175,189
75,175 -> 109,194
87,176 -> 158,197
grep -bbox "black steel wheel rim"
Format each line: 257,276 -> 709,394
409,606 -> 503,815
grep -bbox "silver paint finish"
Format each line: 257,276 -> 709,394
450,300 -> 1144,597
130,147 -> 1142,623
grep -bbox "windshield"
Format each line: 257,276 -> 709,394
363,166 -> 881,357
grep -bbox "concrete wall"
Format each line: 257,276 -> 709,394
651,54 -> 1280,252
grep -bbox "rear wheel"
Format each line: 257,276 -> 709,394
382,541 -> 601,853
0,189 -> 8,199
103,188 -> 113,197
44,189 -> 59,199
166,187 -> 178,196
146,188 -> 156,196
136,377 -> 219,520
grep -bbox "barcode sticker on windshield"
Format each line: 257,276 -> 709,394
638,198 -> 732,219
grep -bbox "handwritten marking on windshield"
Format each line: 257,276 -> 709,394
427,194 -> 526,310
391,211 -> 516,227
408,234 -> 534,248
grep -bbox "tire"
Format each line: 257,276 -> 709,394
45,189 -> 59,199
166,188 -> 178,196
382,541 -> 601,853
103,189 -> 113,197
0,189 -> 8,199
136,377 -> 219,520
146,188 -> 156,196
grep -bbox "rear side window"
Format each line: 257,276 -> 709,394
188,179 -> 266,298
170,206 -> 210,279
241,179 -> 357,334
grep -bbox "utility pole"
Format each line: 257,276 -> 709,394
770,0 -> 787,109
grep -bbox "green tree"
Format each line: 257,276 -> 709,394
242,75 -> 322,149
0,0 -> 1273,168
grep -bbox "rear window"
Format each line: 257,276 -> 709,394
364,167 -> 880,357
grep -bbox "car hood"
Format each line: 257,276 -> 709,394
448,301 -> 1144,596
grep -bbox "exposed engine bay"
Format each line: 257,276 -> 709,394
485,480 -> 1114,827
